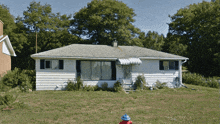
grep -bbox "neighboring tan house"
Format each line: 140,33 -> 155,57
31,41 -> 189,91
0,20 -> 17,77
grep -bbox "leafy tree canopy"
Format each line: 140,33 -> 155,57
12,1 -> 82,70
0,4 -> 15,36
71,0 -> 142,46
168,0 -> 220,76
142,31 -> 165,51
162,33 -> 187,57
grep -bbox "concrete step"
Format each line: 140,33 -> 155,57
122,85 -> 135,89
122,79 -> 132,84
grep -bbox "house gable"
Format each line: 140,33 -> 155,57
2,40 -> 11,55
0,35 -> 16,57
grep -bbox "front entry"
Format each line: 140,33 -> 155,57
123,65 -> 131,79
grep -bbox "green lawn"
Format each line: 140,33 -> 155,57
0,84 -> 219,124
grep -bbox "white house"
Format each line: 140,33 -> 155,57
30,41 -> 188,90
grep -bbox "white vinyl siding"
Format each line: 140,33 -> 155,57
131,59 -> 182,88
36,59 -> 76,90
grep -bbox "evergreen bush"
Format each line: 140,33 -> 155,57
134,75 -> 147,89
66,80 -> 77,91
0,68 -> 32,92
101,82 -> 108,91
22,70 -> 36,90
66,77 -> 83,91
113,81 -> 123,92
154,80 -> 167,89
76,76 -> 83,90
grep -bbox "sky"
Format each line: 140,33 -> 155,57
0,0 -> 210,37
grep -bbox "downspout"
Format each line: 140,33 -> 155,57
181,59 -> 188,64
180,59 -> 189,88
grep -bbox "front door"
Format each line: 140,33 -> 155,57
123,65 -> 131,79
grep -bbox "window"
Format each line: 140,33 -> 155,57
46,60 -> 51,69
76,60 -> 116,80
159,60 -> 179,70
40,59 -> 64,70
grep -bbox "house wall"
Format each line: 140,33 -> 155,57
131,59 -> 182,88
36,59 -> 118,90
36,59 -> 76,90
0,41 -> 11,77
35,58 -> 183,90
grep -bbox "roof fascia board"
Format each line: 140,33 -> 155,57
139,57 -> 189,60
31,56 -> 189,60
31,56 -> 118,60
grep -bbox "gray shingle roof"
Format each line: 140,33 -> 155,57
30,44 -> 188,60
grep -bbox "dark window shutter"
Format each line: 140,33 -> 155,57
159,61 -> 164,70
76,60 -> 81,77
59,60 -> 64,69
46,61 -> 51,68
175,61 -> 179,70
111,61 -> 116,80
40,59 -> 45,69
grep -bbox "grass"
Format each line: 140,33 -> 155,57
0,84 -> 219,124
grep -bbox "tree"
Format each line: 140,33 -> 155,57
12,1 -> 82,70
142,31 -> 165,51
162,33 -> 187,56
0,5 -> 16,36
71,0 -> 142,46
168,0 -> 220,77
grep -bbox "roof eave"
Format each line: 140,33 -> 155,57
30,55 -> 118,60
139,57 -> 189,60
31,55 -> 188,61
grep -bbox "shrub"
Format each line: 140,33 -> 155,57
134,75 -> 147,89
83,85 -> 95,91
66,77 -> 83,91
0,68 -> 32,92
66,80 -> 77,91
76,76 -> 83,90
0,94 -> 17,106
154,80 -> 167,89
101,82 -> 108,91
93,85 -> 102,91
22,70 -> 36,90
183,72 -> 219,89
207,77 -> 219,88
113,81 -> 123,92
182,73 -> 206,85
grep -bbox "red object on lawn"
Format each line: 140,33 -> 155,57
119,120 -> 132,124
